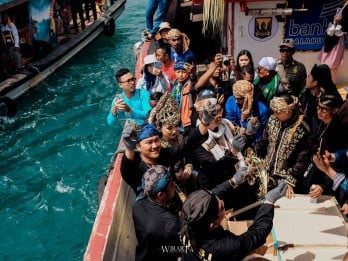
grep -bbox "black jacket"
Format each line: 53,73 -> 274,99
121,127 -> 207,194
182,203 -> 274,261
133,198 -> 181,261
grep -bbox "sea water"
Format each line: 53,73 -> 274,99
0,0 -> 145,259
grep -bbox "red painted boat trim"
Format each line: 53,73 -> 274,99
84,151 -> 123,261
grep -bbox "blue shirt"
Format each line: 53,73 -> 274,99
170,47 -> 196,64
107,89 -> 151,127
225,96 -> 269,142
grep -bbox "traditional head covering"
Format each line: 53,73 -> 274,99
233,80 -> 254,120
318,94 -> 343,109
167,28 -> 191,53
137,124 -> 159,143
270,95 -> 298,114
142,165 -> 171,197
167,28 -> 182,39
148,92 -> 181,130
258,57 -> 277,71
182,190 -> 219,227
174,61 -> 186,71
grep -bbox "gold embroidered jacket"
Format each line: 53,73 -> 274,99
255,114 -> 311,187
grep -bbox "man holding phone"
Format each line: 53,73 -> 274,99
107,68 -> 152,127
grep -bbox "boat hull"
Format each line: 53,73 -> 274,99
84,148 -> 136,261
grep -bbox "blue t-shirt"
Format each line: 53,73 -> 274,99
107,89 -> 151,127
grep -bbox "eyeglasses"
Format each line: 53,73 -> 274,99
279,48 -> 292,53
316,105 -> 332,113
119,77 -> 136,84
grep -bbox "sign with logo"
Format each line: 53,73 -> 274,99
285,0 -> 346,50
248,16 -> 278,42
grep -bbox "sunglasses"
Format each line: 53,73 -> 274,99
279,48 -> 292,53
119,77 -> 136,84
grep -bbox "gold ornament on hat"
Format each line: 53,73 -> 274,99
148,92 -> 181,130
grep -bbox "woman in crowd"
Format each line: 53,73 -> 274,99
236,49 -> 255,76
148,92 -> 198,195
136,53 -> 170,106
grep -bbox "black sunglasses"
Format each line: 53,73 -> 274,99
119,77 -> 136,84
279,48 -> 292,53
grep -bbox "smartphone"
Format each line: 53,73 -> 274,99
153,61 -> 162,69
115,93 -> 123,102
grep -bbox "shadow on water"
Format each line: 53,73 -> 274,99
0,0 -> 145,260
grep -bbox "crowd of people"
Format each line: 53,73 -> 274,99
105,3 -> 348,260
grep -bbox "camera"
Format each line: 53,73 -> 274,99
222,55 -> 230,66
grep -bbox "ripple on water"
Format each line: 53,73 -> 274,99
0,0 -> 145,259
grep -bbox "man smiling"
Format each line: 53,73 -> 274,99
120,105 -> 215,194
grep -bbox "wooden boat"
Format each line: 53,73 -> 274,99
85,1 -> 348,260
0,0 -> 126,100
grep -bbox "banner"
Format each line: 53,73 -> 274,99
285,0 -> 346,50
30,0 -> 51,41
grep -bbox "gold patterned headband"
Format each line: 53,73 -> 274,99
270,96 -> 298,113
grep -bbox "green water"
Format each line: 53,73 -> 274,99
0,0 -> 145,259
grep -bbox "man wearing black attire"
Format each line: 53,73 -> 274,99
120,124 -> 209,194
180,181 -> 287,261
133,165 -> 181,261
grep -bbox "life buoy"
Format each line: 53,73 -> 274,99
104,17 -> 115,37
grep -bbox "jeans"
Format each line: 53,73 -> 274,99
145,0 -> 169,35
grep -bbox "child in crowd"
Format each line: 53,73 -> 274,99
171,60 -> 196,134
